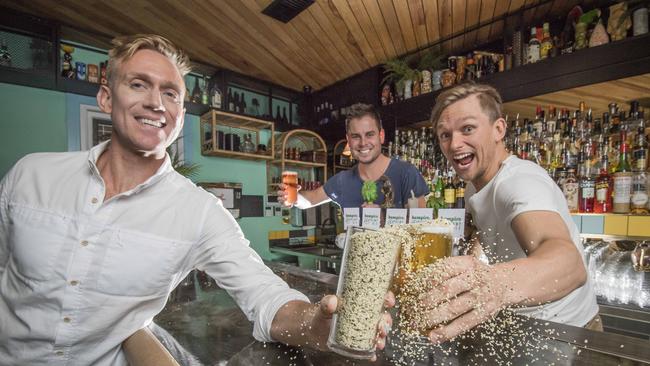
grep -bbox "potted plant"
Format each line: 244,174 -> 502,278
382,57 -> 419,100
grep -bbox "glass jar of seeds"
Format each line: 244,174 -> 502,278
327,227 -> 401,359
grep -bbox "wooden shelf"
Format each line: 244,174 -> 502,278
202,149 -> 273,161
380,33 -> 650,128
271,159 -> 327,168
200,109 -> 275,160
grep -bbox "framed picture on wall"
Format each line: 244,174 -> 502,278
80,104 -> 111,151
79,104 -> 184,162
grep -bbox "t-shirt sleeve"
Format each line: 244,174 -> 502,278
403,163 -> 429,198
497,173 -> 562,226
323,171 -> 343,202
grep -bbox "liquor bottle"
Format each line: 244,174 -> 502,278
201,76 -> 209,105
282,107 -> 289,125
631,170 -> 649,214
0,40 -> 11,67
190,76 -> 202,104
609,103 -> 621,134
633,121 -> 647,172
233,92 -> 240,113
527,26 -> 541,64
240,94 -> 247,114
563,168 -> 579,213
443,173 -> 456,209
455,179 -> 466,209
613,130 -> 632,213
578,158 -> 595,213
540,22 -> 553,60
594,155 -> 612,213
210,81 -> 222,109
228,89 -> 234,111
275,106 -> 282,124
428,174 -> 445,216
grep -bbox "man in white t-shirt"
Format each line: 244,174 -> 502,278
421,83 -> 599,344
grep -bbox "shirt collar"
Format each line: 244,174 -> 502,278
86,140 -> 174,195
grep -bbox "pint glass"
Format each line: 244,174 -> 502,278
282,171 -> 298,206
410,224 -> 453,271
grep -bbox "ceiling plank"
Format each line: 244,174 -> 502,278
438,0 -> 453,53
213,0 -> 327,89
317,0 -> 372,70
347,0 -> 389,62
376,0 -> 408,57
362,0 -> 398,59
242,0 -> 343,85
451,0 -> 467,52
462,0 -> 482,51
309,1 -> 368,73
488,0 -> 513,44
393,0 -> 419,52
329,0 -> 381,67
422,0 -> 441,49
407,0 -> 428,50
476,0 -> 497,45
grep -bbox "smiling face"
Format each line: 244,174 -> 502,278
97,49 -> 185,158
436,94 -> 508,190
346,115 -> 385,165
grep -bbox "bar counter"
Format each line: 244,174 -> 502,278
153,262 -> 650,365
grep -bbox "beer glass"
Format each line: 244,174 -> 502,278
281,170 -> 298,206
410,224 -> 453,271
328,227 -> 401,359
396,222 -> 453,337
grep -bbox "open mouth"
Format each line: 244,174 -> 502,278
138,118 -> 166,128
453,152 -> 474,168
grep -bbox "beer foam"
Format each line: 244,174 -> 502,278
420,219 -> 454,235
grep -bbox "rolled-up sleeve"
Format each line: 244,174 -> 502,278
190,197 -> 308,342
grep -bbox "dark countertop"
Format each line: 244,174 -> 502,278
154,262 -> 650,366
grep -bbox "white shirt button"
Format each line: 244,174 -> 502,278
80,240 -> 88,246
70,280 -> 79,286
55,351 -> 64,356
91,197 -> 98,204
63,317 -> 71,323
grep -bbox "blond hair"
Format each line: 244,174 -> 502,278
430,83 -> 503,131
107,34 -> 191,86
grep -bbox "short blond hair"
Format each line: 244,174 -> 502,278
430,83 -> 503,131
107,34 -> 191,86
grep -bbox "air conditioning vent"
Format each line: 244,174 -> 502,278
262,0 -> 315,23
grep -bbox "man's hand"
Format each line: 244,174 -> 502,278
272,292 -> 395,361
420,256 -> 509,344
276,183 -> 301,207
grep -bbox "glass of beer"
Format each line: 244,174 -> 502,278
410,223 -> 453,271
281,170 -> 298,206
394,221 -> 453,338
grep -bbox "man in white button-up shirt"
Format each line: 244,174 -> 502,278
0,34 -> 392,365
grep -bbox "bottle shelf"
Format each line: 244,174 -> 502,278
271,159 -> 327,168
200,109 -> 275,160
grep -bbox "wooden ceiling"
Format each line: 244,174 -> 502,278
4,0 -> 597,91
503,73 -> 650,121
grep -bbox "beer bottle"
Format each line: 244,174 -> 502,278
594,155 -> 612,213
563,168 -> 579,213
613,129 -> 632,213
443,172 -> 456,209
455,179 -> 466,209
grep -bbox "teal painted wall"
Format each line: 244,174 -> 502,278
0,83 -> 294,260
184,114 -> 296,260
0,83 -> 67,176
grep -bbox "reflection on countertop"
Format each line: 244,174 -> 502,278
154,262 -> 650,366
